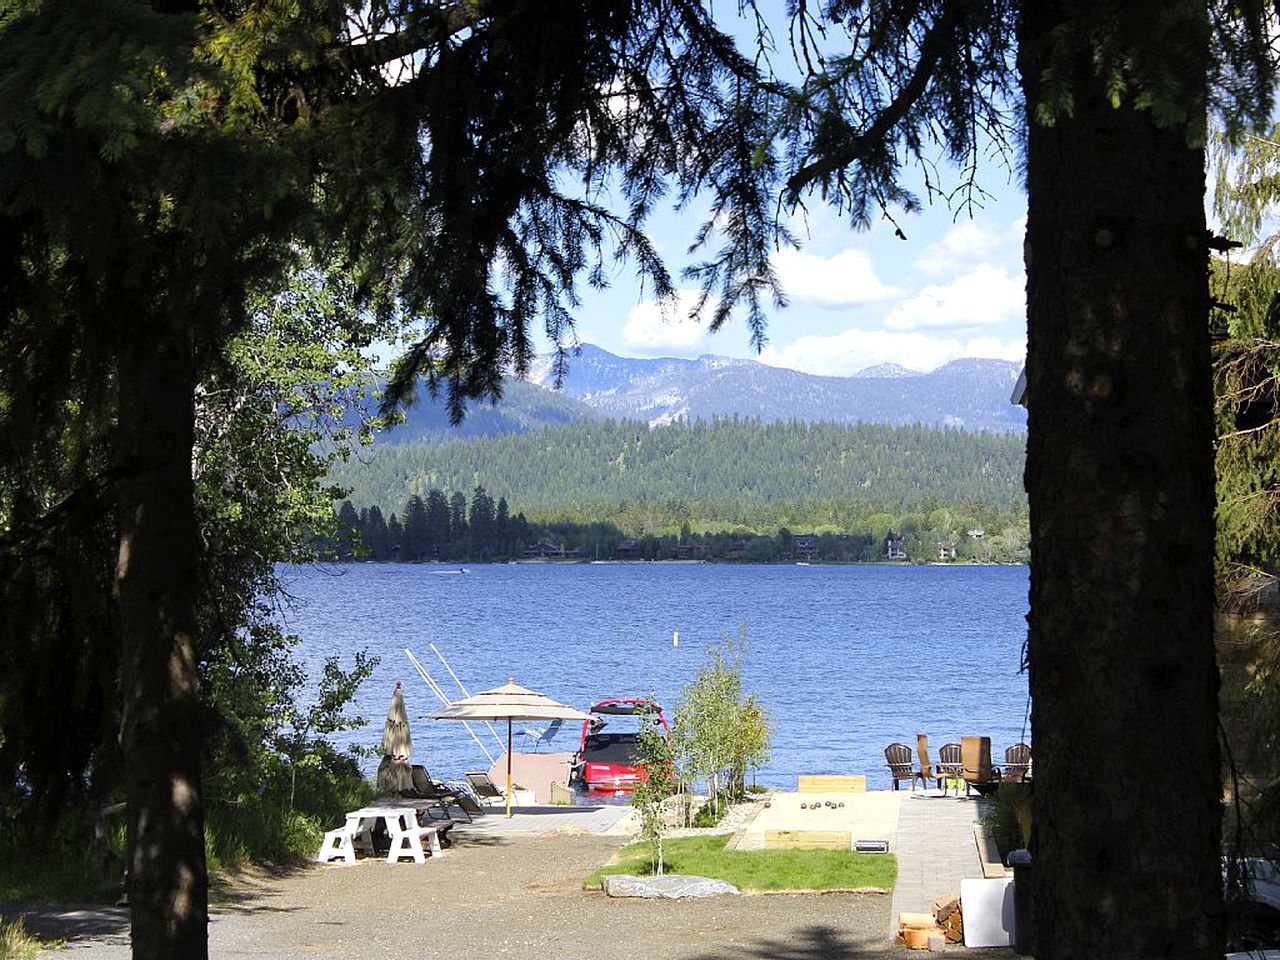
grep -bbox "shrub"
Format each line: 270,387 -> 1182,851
989,782 -> 1033,860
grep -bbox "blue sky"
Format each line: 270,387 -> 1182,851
546,3 -> 1031,377
374,5 -> 1032,378
559,170 -> 1029,376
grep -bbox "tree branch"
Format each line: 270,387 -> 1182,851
785,0 -> 968,199
330,3 -> 481,73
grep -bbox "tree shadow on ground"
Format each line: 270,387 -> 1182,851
3,903 -> 131,945
688,924 -> 890,960
686,925 -> 1020,960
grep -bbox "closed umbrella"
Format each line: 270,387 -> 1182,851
430,677 -> 591,816
376,681 -> 413,795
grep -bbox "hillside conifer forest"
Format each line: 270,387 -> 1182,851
325,418 -> 1030,563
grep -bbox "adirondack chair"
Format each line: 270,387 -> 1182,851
1003,743 -> 1032,782
935,742 -> 964,794
885,742 -> 924,790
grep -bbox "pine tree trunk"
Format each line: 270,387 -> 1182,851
1019,3 -> 1221,957
115,327 -> 209,960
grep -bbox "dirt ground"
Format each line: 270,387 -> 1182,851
10,832 -> 1013,959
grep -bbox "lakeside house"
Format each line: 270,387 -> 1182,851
792,534 -> 820,561
525,540 -> 577,560
673,543 -> 708,560
886,532 -> 907,560
617,538 -> 642,560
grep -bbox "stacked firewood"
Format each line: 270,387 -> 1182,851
933,894 -> 964,943
897,894 -> 963,950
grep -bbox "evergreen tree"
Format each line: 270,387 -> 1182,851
1,6 -> 777,951
777,3 -> 1275,954
468,485 -> 496,556
364,505 -> 390,561
495,496 -> 512,556
401,495 -> 429,563
387,514 -> 403,561
449,491 -> 468,544
335,500 -> 360,561
4,1 -> 1275,954
425,489 -> 451,550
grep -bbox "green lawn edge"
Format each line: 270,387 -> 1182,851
584,834 -> 897,893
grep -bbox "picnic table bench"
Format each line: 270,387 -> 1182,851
318,800 -> 449,865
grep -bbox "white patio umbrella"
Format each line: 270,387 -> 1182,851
376,681 -> 413,795
430,677 -> 591,817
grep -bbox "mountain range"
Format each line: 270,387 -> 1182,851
384,344 -> 1025,443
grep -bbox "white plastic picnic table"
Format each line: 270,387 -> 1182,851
317,800 -> 444,865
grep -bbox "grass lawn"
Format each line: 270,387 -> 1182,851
0,852 -> 118,905
584,834 -> 896,893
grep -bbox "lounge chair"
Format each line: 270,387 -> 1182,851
517,718 -> 564,752
1003,743 -> 1032,782
884,742 -> 924,790
465,770 -> 512,807
409,766 -> 480,821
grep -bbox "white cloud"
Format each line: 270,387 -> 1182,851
915,220 -> 1003,276
771,247 -> 899,308
758,327 -> 1025,377
883,263 -> 1023,331
621,289 -> 724,355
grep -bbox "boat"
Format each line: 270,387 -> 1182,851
572,698 -> 668,792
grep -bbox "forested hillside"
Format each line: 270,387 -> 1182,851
329,417 -> 1028,541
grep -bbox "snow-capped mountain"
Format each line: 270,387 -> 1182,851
524,344 -> 1025,432
382,344 -> 1026,442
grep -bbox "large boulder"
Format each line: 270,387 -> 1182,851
601,875 -> 740,899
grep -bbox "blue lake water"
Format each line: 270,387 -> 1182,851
278,562 -> 1031,791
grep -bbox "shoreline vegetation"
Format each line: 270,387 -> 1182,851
323,556 -> 1024,566
322,418 -> 1031,565
321,491 -> 1030,566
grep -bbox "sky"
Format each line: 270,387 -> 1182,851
372,4 -> 1033,379
536,3 -> 1031,378
557,172 -> 1030,377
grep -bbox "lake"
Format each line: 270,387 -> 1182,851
278,562 -> 1031,791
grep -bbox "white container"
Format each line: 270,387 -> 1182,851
961,876 -> 1016,947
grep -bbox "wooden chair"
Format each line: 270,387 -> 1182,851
1003,743 -> 1032,782
916,734 -> 949,792
937,743 -> 963,779
962,735 -> 1001,796
885,742 -> 923,790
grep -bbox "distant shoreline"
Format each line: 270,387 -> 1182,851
328,558 -> 1024,568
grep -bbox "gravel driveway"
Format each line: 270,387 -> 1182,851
15,832 -> 959,960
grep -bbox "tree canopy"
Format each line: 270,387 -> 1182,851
4,2 -> 1280,958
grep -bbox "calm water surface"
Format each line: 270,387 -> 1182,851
279,562 -> 1030,791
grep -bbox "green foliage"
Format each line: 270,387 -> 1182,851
691,798 -> 727,828
986,783 -> 1034,861
334,418 -> 1026,521
1211,128 -> 1280,593
0,832 -> 121,905
328,417 -> 1029,561
628,711 -> 678,876
1209,131 -> 1280,843
584,834 -> 897,893
669,627 -> 773,811
0,255 -> 387,866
